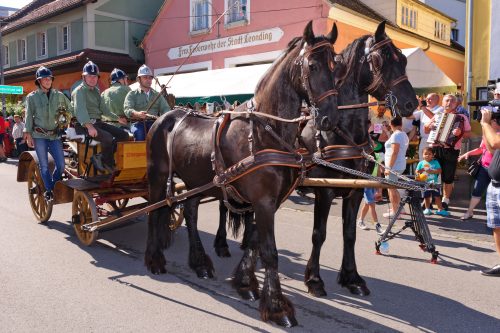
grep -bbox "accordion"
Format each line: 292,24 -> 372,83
426,113 -> 465,147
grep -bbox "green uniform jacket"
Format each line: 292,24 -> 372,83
24,88 -> 73,140
101,83 -> 131,122
124,88 -> 170,119
71,82 -> 116,125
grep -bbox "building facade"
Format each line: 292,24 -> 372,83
418,0 -> 466,47
142,0 -> 464,94
1,0 -> 164,96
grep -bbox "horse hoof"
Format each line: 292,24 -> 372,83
307,285 -> 327,297
237,288 -> 259,301
345,283 -> 370,296
273,315 -> 298,328
215,247 -> 231,258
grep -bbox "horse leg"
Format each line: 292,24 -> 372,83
240,211 -> 254,250
145,183 -> 171,275
232,221 -> 259,301
213,201 -> 231,257
255,203 -> 297,327
338,190 -> 370,296
304,188 -> 335,297
184,197 -> 215,279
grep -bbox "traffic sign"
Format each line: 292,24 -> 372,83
0,85 -> 23,94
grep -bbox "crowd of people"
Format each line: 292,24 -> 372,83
357,89 -> 500,276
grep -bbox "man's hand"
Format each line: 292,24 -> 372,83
133,111 -> 148,120
85,123 -> 97,138
23,133 -> 33,148
452,128 -> 462,137
118,116 -> 128,126
481,108 -> 492,125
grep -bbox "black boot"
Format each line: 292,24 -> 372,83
481,264 -> 500,277
90,154 -> 106,172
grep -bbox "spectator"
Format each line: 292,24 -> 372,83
416,147 -> 449,216
458,123 -> 500,220
425,94 -> 471,210
369,105 -> 391,153
412,93 -> 441,160
0,114 -> 7,162
12,114 -> 28,155
383,117 -> 409,218
455,95 -> 470,119
357,154 -> 382,231
479,108 -> 500,276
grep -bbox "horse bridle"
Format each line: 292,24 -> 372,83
297,40 -> 338,122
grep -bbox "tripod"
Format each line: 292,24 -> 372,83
375,189 -> 439,263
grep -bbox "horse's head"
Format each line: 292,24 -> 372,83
360,21 -> 418,117
295,21 -> 340,131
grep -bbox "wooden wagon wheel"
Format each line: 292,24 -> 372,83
72,191 -> 99,246
169,203 -> 185,231
27,159 -> 53,223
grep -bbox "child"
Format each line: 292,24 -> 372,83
416,147 -> 450,216
357,187 -> 382,232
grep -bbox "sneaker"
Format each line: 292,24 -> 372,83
435,209 -> 450,217
357,220 -> 368,230
375,223 -> 385,235
442,201 -> 449,211
423,208 -> 433,215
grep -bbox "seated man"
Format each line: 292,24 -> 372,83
124,65 -> 170,141
72,61 -> 129,173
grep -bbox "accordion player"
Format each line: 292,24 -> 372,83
426,113 -> 465,147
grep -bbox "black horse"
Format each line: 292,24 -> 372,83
301,21 -> 417,297
217,21 -> 418,297
145,22 -> 341,327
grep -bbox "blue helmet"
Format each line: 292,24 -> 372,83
137,64 -> 153,77
82,61 -> 100,76
35,66 -> 53,84
110,68 -> 127,84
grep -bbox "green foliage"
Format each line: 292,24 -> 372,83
1,95 -> 25,116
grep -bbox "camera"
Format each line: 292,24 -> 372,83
467,99 -> 500,121
421,99 -> 427,107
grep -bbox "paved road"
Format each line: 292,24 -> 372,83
1,159 -> 499,332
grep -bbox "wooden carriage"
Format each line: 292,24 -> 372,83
17,139 -> 184,246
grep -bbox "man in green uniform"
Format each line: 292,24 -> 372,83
124,64 -> 170,141
101,68 -> 130,129
72,61 -> 129,173
23,66 -> 73,200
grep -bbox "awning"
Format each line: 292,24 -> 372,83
402,47 -> 457,95
131,64 -> 272,105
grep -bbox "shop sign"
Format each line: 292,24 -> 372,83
168,28 -> 284,60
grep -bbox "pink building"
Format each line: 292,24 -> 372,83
142,0 -> 332,75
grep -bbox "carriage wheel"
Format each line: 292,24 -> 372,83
72,191 -> 99,246
27,159 -> 53,223
169,204 -> 185,231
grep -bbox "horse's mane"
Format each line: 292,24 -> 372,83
337,35 -> 370,87
254,36 -> 304,94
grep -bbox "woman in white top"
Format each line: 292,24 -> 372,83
383,116 -> 409,217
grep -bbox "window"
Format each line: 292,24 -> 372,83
59,25 -> 70,52
37,31 -> 47,58
1,45 -> 8,66
434,20 -> 447,41
190,0 -> 211,32
451,28 -> 459,42
226,0 -> 249,25
17,39 -> 26,62
401,6 -> 417,29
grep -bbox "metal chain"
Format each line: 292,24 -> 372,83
312,155 -> 427,191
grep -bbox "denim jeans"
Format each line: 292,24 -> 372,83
472,166 -> 492,198
33,138 -> 65,192
131,120 -> 155,141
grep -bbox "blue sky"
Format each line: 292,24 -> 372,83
0,0 -> 32,9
